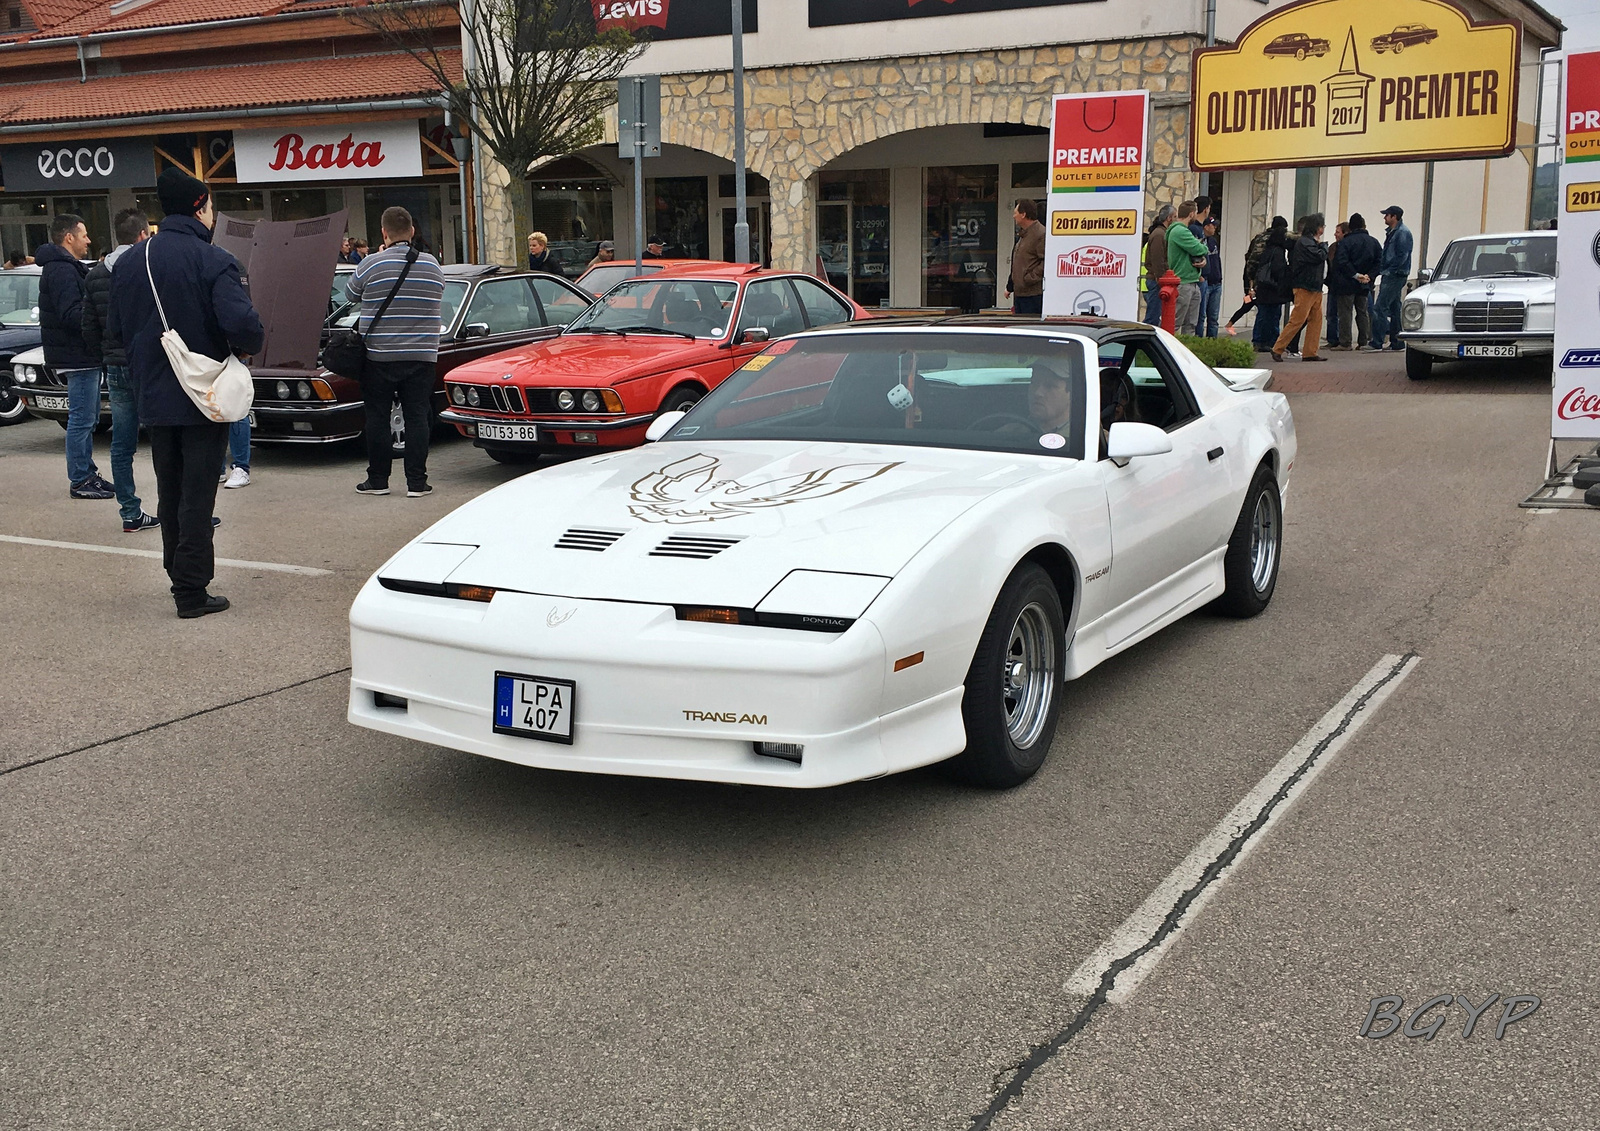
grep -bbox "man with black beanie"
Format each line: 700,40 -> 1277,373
107,167 -> 263,618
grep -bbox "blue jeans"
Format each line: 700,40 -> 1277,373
1197,281 -> 1222,336
105,365 -> 143,522
1252,303 -> 1283,349
226,417 -> 250,470
1143,280 -> 1162,325
1371,273 -> 1406,348
63,367 -> 102,486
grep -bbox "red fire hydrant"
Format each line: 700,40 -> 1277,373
1158,269 -> 1180,334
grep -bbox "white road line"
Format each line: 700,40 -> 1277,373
0,534 -> 336,577
1065,652 -> 1420,1006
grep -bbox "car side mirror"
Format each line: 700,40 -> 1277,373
1415,268 -> 1434,286
645,410 -> 687,442
740,327 -> 770,344
460,322 -> 491,340
1106,421 -> 1174,466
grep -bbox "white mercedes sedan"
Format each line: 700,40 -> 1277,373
348,318 -> 1296,789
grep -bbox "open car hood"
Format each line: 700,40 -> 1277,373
388,441 -> 1058,608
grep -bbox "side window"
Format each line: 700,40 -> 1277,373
735,279 -> 806,338
530,277 -> 590,326
463,279 -> 538,335
1120,337 -> 1200,431
790,277 -> 853,328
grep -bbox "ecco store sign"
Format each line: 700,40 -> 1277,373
234,120 -> 422,183
0,137 -> 156,192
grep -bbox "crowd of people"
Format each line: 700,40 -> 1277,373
34,167 -> 443,619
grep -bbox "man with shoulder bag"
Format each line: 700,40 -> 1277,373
107,168 -> 263,619
335,206 -> 446,497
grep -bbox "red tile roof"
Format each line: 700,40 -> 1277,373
17,0 -> 102,32
0,49 -> 459,125
42,0 -> 290,37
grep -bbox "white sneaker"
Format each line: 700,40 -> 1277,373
223,466 -> 251,489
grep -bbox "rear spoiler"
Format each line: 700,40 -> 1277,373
1216,366 -> 1273,392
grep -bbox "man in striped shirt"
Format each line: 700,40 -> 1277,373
346,206 -> 446,497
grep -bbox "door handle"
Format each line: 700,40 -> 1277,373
1207,446 -> 1224,462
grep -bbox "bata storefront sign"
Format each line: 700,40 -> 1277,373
1042,91 -> 1148,320
233,121 -> 423,183
0,137 -> 155,192
1553,47 -> 1600,441
1190,0 -> 1521,170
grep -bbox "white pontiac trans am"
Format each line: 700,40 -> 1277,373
349,319 -> 1296,788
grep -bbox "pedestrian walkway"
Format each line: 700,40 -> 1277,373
1266,349 -> 1548,395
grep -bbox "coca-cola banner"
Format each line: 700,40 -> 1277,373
233,120 -> 423,184
1554,46 -> 1600,440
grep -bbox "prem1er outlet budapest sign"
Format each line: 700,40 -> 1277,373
233,120 -> 422,183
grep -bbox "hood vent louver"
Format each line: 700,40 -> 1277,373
554,527 -> 627,552
649,534 -> 744,560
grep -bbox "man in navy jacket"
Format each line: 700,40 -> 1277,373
108,168 -> 263,618
37,214 -> 112,499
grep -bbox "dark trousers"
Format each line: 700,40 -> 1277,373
1011,292 -> 1042,315
1337,291 -> 1372,348
361,358 -> 435,488
149,423 -> 228,609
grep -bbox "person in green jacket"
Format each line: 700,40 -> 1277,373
1165,200 -> 1208,332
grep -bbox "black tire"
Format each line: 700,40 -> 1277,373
947,562 -> 1065,789
0,387 -> 27,425
659,384 -> 704,414
1215,464 -> 1282,618
1405,348 -> 1432,381
485,447 -> 541,465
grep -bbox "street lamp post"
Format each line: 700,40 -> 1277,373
731,0 -> 750,264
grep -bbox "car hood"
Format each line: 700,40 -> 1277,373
454,332 -> 724,386
0,325 -> 41,354
11,344 -> 43,366
393,441 -> 1061,608
1413,276 -> 1554,303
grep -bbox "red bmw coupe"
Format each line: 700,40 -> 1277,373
440,263 -> 871,463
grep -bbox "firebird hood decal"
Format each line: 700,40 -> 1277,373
627,453 -> 902,525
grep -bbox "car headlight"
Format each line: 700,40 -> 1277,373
466,387 -> 481,407
296,380 -> 312,400
14,365 -> 34,383
451,386 -> 465,405
275,380 -> 291,400
1401,299 -> 1424,331
557,390 -> 575,411
581,390 -> 601,412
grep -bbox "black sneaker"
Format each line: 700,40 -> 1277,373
70,477 -> 115,500
356,479 -> 391,495
212,516 -> 222,528
177,594 -> 230,619
123,512 -> 160,533
406,483 -> 433,498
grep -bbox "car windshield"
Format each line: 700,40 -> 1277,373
660,332 -> 1088,458
1434,236 -> 1555,280
332,279 -> 468,334
329,271 -> 351,310
0,273 -> 41,326
582,263 -> 662,295
566,277 -> 737,339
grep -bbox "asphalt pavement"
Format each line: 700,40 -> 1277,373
2,364 -> 1594,1129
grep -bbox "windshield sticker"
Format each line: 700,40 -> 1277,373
677,425 -> 700,435
1039,432 -> 1066,449
629,454 -> 902,524
886,383 -> 914,410
768,340 -> 796,354
743,355 -> 775,371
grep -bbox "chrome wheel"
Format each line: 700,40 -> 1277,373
389,399 -> 406,453
1249,485 -> 1281,594
1002,602 -> 1057,749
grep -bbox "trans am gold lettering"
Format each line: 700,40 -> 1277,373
682,710 -> 769,724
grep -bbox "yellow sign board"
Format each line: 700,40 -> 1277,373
1568,182 -> 1600,214
1050,209 -> 1138,236
1190,0 -> 1521,170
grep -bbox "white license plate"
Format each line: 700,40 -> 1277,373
34,394 -> 69,410
478,422 -> 539,442
1459,343 -> 1517,358
493,672 -> 575,744
247,410 -> 257,427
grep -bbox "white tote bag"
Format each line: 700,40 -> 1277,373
145,240 -> 254,423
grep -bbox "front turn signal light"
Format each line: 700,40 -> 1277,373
600,388 -> 624,413
681,606 -> 746,624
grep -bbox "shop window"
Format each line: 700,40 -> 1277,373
648,176 -> 709,259
48,196 -> 111,257
1293,168 -> 1322,228
273,189 -> 334,223
720,205 -> 771,266
212,190 -> 267,219
717,173 -> 770,198
1011,162 -> 1048,189
924,165 -> 998,310
817,169 -> 890,309
364,186 -> 444,259
0,196 -> 48,263
529,177 -> 613,279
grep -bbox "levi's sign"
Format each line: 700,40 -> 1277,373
0,137 -> 155,192
234,120 -> 422,183
1190,0 -> 1520,170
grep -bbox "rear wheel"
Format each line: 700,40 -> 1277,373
947,563 -> 1065,789
659,384 -> 704,414
1215,465 -> 1282,618
1405,347 -> 1432,381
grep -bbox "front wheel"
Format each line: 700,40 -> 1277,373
1215,465 -> 1282,618
0,386 -> 27,424
659,385 -> 704,414
947,563 -> 1065,788
1405,347 -> 1432,381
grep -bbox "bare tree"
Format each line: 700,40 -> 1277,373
355,0 -> 645,258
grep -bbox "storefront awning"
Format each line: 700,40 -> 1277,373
0,49 -> 460,135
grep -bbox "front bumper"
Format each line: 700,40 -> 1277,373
249,399 -> 364,444
441,408 -> 656,452
10,382 -> 111,423
1399,331 -> 1554,358
347,579 -> 965,787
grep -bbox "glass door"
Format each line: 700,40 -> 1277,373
817,201 -> 850,296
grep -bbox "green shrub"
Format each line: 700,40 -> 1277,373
1177,334 -> 1258,369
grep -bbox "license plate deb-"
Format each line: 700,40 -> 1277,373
493,672 -> 575,744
